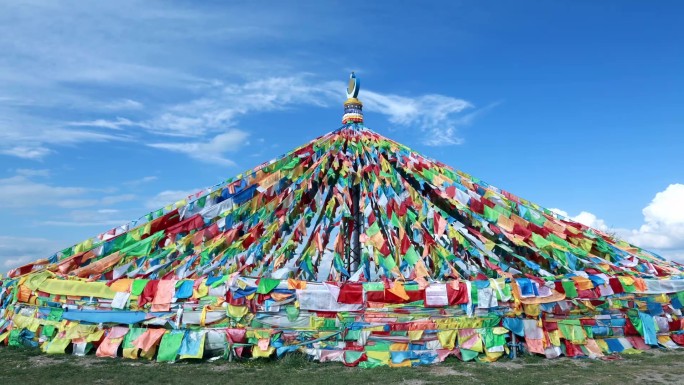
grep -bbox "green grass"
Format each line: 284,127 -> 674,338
2,347 -> 684,385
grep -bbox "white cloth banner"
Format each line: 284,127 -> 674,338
199,198 -> 234,220
111,292 -> 130,310
425,284 -> 448,307
643,279 -> 684,294
297,283 -> 363,311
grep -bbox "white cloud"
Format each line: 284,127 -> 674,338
549,208 -> 609,231
101,99 -> 144,111
551,183 -> 684,261
98,194 -> 135,206
0,145 -> 52,160
642,184 -> 684,226
623,184 -> 684,250
667,250 -> 684,262
57,199 -> 100,209
149,130 -> 249,166
0,1 -> 345,157
97,209 -> 120,214
2,256 -> 32,270
362,91 -> 473,146
0,173 -> 135,209
67,117 -> 139,130
0,175 -> 89,208
141,76 -> 479,150
549,208 -> 569,217
0,236 -> 64,269
0,76 -> 326,161
36,208 -> 134,229
0,2 -> 487,163
123,176 -> 158,186
146,189 -> 199,210
39,221 -> 126,227
572,211 -> 609,232
0,3 -> 224,161
40,210 -> 130,228
0,109 -> 129,160
144,77 -> 338,138
14,168 -> 51,177
2,1 -> 482,163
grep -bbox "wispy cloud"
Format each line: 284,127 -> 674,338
0,236 -> 64,268
101,194 -> 137,206
67,117 -> 139,130
362,90 -> 474,146
101,99 -> 144,111
149,130 -> 250,166
0,175 -> 88,208
146,189 -> 200,210
14,168 -> 51,177
0,108 -> 130,160
0,71 -> 485,165
139,76 -> 482,156
39,209 -> 131,228
0,2 -> 268,161
0,172 -> 135,209
123,176 -> 158,187
143,77 -> 338,138
0,145 -> 52,160
0,2 -> 487,165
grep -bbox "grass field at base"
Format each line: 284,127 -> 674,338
2,347 -> 684,385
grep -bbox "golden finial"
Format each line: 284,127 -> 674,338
342,72 -> 363,124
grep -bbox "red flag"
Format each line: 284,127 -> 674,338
400,233 -> 411,254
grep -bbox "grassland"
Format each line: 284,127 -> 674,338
2,347 -> 684,385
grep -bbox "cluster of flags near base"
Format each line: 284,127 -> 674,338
2,122 -> 684,366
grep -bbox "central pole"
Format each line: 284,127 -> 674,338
343,72 -> 364,277
350,181 -> 361,273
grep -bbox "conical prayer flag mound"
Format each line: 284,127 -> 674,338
2,74 -> 684,365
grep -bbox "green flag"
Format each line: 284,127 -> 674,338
403,246 -> 420,265
561,280 -> 578,298
256,278 -> 280,294
366,222 -> 381,237
531,233 -> 552,250
484,206 -> 499,222
157,331 -> 185,362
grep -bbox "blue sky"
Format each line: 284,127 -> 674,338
1,1 -> 683,269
